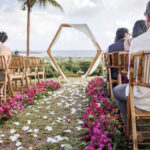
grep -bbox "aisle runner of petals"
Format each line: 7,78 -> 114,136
0,79 -> 88,150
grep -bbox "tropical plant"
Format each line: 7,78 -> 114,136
19,0 -> 63,56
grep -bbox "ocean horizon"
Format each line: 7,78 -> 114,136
14,50 -> 97,58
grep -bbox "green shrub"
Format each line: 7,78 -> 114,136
44,57 -> 102,78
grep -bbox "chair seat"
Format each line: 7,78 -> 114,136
10,74 -> 24,80
135,107 -> 150,119
26,72 -> 37,76
38,72 -> 44,75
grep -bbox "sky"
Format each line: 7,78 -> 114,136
0,0 -> 148,53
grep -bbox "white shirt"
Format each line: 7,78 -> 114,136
125,28 -> 150,111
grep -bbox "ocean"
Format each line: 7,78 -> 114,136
16,50 -> 97,58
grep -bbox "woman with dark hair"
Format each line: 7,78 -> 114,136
115,27 -> 129,42
0,31 -> 11,102
124,20 -> 147,51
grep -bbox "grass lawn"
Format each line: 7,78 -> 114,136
0,77 -> 92,150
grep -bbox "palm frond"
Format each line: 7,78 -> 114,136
37,0 -> 63,11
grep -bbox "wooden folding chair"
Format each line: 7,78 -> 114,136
23,56 -> 37,87
126,51 -> 150,150
118,51 -> 129,84
36,57 -> 46,82
104,52 -> 119,98
8,55 -> 25,94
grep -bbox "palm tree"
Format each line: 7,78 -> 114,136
19,0 -> 63,56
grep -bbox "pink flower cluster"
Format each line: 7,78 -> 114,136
83,77 -> 123,150
0,80 -> 60,121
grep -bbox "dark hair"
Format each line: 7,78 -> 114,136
132,20 -> 147,38
145,1 -> 150,18
115,27 -> 129,42
0,32 -> 8,43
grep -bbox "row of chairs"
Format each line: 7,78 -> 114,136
103,51 -> 150,150
0,55 -> 46,103
103,51 -> 129,98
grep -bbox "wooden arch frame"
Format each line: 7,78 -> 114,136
47,24 -> 102,79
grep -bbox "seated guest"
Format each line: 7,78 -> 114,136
113,0 -> 150,125
124,20 -> 147,51
0,32 -> 11,102
108,27 -> 130,53
107,28 -> 130,85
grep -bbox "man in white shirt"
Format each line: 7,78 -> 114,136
113,0 -> 150,125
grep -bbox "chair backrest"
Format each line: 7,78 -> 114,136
103,52 -> 110,68
23,56 -> 37,73
118,51 -> 129,74
9,55 -> 23,75
129,51 -> 150,87
36,57 -> 45,70
111,52 -> 119,68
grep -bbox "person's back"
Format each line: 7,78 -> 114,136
0,32 -> 11,103
0,42 -> 11,65
108,39 -> 125,53
108,28 -> 129,81
128,26 -> 150,111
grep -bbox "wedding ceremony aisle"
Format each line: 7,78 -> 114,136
0,78 -> 90,150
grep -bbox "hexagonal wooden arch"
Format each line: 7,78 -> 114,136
47,24 -> 102,79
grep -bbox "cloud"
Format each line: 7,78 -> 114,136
0,0 -> 148,53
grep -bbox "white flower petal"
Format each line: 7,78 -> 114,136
26,113 -> 31,116
47,137 -> 57,143
22,126 -> 29,131
71,108 -> 76,114
14,122 -> 20,126
33,134 -> 37,137
45,126 -> 52,131
27,129 -> 33,133
27,120 -> 31,125
0,140 -> 3,143
17,146 -> 23,150
76,126 -> 82,131
9,134 -> 20,142
10,129 -> 16,134
33,129 -> 39,133
16,141 -> 22,147
64,130 -> 71,133
0,134 -> 5,137
43,116 -> 47,119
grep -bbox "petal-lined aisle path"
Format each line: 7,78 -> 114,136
0,78 -> 90,150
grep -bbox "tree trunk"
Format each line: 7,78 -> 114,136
27,6 -> 31,56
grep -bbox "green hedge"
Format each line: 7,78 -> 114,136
44,57 -> 103,78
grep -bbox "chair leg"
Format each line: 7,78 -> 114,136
21,79 -> 24,94
118,73 -> 122,85
131,115 -> 138,150
25,74 -> 30,89
108,68 -> 113,98
130,86 -> 138,150
126,96 -> 131,142
15,80 -> 18,91
29,77 -> 32,85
